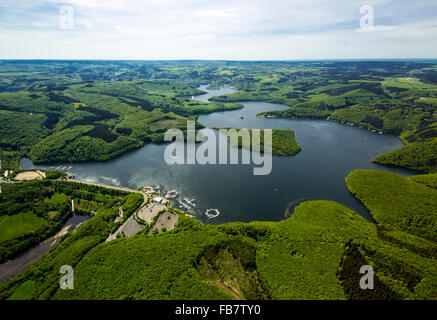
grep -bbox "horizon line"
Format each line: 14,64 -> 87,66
1,58 -> 437,62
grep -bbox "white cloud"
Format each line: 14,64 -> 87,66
0,0 -> 436,59
77,18 -> 93,29
183,33 -> 215,41
355,25 -> 399,32
33,21 -> 48,27
193,8 -> 239,18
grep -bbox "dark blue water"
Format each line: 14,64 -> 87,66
21,86 -> 414,224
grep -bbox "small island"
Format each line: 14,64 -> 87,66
216,128 -> 302,156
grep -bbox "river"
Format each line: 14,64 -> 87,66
21,85 -> 414,224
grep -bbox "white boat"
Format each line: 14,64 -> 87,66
178,200 -> 190,210
183,198 -> 195,207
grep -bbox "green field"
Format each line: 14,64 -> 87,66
0,212 -> 46,243
0,180 -> 135,263
0,60 -> 436,301
0,60 -> 435,172
6,280 -> 35,300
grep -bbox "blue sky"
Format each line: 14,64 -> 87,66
0,0 -> 436,59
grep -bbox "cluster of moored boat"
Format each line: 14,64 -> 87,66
178,197 -> 196,210
147,185 -> 220,219
55,165 -> 73,171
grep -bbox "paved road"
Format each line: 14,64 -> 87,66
68,179 -> 142,194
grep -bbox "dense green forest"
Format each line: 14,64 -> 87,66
0,169 -> 435,300
205,63 -> 437,173
0,79 -> 242,166
0,180 -> 133,263
217,128 -> 302,156
409,173 -> 437,189
0,60 -> 436,300
0,60 -> 435,171
373,138 -> 437,173
346,170 -> 437,242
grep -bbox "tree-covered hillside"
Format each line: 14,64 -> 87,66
0,60 -> 436,172
1,170 -> 435,300
0,79 -> 243,166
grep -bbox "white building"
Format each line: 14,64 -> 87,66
153,196 -> 168,204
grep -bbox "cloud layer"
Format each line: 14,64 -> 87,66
0,0 -> 436,59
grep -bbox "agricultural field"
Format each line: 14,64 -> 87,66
204,62 -> 437,173
0,60 -> 436,301
0,60 -> 435,171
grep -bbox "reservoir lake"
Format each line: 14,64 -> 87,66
21,85 -> 415,224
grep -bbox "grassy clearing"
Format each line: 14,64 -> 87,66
0,212 -> 46,243
0,61 -> 435,172
0,180 -> 131,263
6,280 -> 35,300
0,61 -> 436,300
